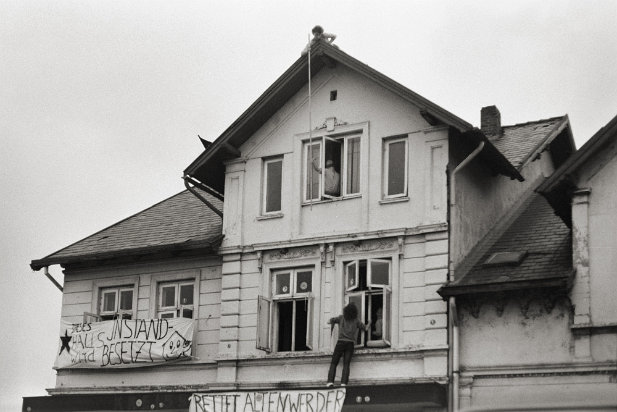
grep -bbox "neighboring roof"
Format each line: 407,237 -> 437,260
538,114 -> 617,222
185,39 -> 522,192
490,116 -> 574,169
30,189 -> 223,270
439,193 -> 572,297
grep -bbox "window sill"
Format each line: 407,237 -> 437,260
301,194 -> 361,206
256,213 -> 284,221
379,196 -> 409,205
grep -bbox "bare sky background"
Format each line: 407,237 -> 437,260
1,1 -> 616,410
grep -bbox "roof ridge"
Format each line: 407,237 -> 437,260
502,115 -> 566,129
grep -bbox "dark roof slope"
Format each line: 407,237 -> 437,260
490,116 -> 572,169
439,193 -> 572,297
31,189 -> 222,270
185,39 -> 522,191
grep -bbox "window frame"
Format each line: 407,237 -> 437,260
302,133 -> 362,202
258,267 -> 315,353
262,156 -> 283,215
157,280 -> 196,319
383,136 -> 409,199
343,258 -> 392,348
89,276 -> 139,322
99,286 -> 135,320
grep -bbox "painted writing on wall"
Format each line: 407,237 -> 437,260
55,318 -> 194,368
189,389 -> 346,412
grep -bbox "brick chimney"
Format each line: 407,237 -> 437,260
481,105 -> 501,136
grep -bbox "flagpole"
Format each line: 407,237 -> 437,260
308,33 -> 313,208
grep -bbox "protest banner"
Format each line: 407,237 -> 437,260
54,317 -> 194,368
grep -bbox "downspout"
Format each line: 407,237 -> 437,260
183,175 -> 223,218
448,140 -> 484,412
44,266 -> 63,292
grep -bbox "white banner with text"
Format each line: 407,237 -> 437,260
55,317 -> 194,368
189,389 -> 346,412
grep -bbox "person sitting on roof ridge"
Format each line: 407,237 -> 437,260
301,25 -> 337,55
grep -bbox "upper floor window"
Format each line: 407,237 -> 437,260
99,286 -> 134,321
257,268 -> 314,353
383,137 -> 408,198
158,281 -> 194,319
262,157 -> 283,214
344,258 -> 391,347
303,134 -> 360,201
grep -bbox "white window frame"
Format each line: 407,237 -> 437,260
99,286 -> 135,320
303,133 -> 361,202
383,136 -> 408,199
257,267 -> 315,353
262,157 -> 283,215
157,280 -> 196,319
343,258 -> 391,348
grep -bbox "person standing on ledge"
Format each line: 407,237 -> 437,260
327,302 -> 370,387
302,25 -> 337,55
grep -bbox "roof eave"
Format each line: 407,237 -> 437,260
437,274 -> 571,299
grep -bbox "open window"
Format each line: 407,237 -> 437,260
99,286 -> 134,321
383,137 -> 408,198
157,281 -> 195,319
343,258 -> 391,347
304,134 -> 360,201
257,268 -> 314,352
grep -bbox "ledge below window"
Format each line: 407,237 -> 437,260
379,196 -> 409,205
256,213 -> 284,221
571,322 -> 617,335
301,194 -> 362,206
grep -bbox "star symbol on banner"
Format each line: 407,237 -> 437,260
59,330 -> 72,355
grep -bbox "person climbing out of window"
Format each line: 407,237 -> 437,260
326,302 -> 370,387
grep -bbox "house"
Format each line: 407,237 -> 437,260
439,115 -> 617,410
25,37 -> 576,411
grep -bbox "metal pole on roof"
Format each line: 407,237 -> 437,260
308,33 -> 313,208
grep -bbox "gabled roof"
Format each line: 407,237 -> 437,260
439,193 -> 572,297
30,189 -> 223,270
538,114 -> 617,223
185,39 -> 522,192
490,115 -> 574,169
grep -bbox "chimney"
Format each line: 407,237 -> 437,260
481,105 -> 501,136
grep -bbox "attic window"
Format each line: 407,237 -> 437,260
330,90 -> 337,101
483,251 -> 527,267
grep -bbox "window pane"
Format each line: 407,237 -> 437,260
275,272 -> 291,295
346,137 -> 360,194
277,301 -> 294,352
180,284 -> 194,305
294,300 -> 309,351
181,308 -> 194,319
265,160 -> 282,212
305,142 -> 321,201
370,260 -> 389,286
102,291 -> 116,312
387,141 -> 406,196
296,271 -> 312,294
160,312 -> 175,319
324,139 -> 341,196
370,293 -> 384,341
161,285 -> 176,307
119,290 -> 133,311
346,262 -> 358,291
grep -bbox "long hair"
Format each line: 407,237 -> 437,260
343,302 -> 358,321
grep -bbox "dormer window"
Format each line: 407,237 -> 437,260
303,134 -> 360,201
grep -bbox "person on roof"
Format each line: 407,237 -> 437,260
301,25 -> 337,55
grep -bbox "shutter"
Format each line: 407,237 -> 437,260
256,295 -> 272,352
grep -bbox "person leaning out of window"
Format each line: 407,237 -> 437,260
326,302 -> 370,387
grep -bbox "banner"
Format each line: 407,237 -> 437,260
55,317 -> 194,368
189,389 -> 346,412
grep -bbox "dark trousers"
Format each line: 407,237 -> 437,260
327,340 -> 355,384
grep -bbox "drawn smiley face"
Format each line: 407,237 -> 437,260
161,331 -> 191,360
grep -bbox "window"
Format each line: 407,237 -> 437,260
99,286 -> 134,320
383,137 -> 408,198
303,134 -> 360,201
257,268 -> 314,352
263,157 -> 283,214
344,258 -> 391,347
157,281 -> 195,319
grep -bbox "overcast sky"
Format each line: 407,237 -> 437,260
1,1 -> 616,409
